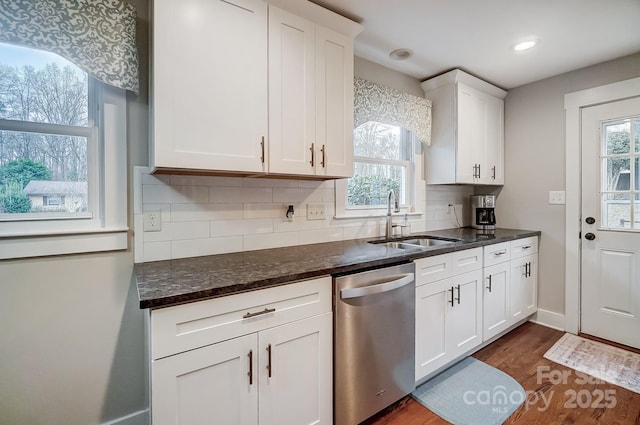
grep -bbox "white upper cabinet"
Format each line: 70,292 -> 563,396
421,69 -> 506,185
268,7 -> 355,178
152,0 -> 268,174
152,0 -> 361,178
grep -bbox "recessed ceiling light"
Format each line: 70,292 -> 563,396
389,48 -> 413,60
513,40 -> 537,52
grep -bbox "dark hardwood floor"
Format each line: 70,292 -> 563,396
369,322 -> 640,425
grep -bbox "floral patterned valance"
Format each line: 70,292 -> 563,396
0,0 -> 139,93
354,77 -> 432,145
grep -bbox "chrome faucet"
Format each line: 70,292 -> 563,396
386,190 -> 400,238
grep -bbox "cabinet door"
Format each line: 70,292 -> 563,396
447,269 -> 483,358
315,26 -> 354,178
258,313 -> 332,425
268,7 -> 316,175
456,83 -> 486,184
523,253 -> 538,316
484,95 -> 505,184
510,259 -> 527,323
153,0 -> 268,173
415,279 -> 450,381
483,262 -> 510,341
152,334 -> 258,425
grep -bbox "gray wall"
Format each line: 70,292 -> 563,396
498,52 -> 640,315
0,1 -> 150,424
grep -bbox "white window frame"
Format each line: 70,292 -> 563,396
0,81 -> 128,259
335,126 -> 420,218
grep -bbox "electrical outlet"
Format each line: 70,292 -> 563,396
549,191 -> 566,205
143,211 -> 162,232
307,203 -> 326,220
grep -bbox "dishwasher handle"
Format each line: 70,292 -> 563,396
340,273 -> 414,299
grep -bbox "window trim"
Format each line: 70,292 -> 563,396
0,81 -> 128,259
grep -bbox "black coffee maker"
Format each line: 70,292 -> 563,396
470,195 -> 496,230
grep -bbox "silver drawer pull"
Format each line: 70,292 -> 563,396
243,307 -> 276,319
494,250 -> 507,256
522,245 -> 532,249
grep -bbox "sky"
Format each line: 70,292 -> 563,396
0,42 -> 81,71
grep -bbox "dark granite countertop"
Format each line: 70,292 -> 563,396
135,227 -> 541,309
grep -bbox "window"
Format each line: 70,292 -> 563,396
0,42 -> 127,259
601,116 -> 639,229
336,121 -> 416,217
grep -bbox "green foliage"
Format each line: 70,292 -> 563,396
0,181 -> 31,213
606,131 -> 630,190
0,158 -> 52,188
348,174 -> 400,206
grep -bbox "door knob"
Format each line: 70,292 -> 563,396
585,217 -> 596,224
584,232 -> 596,240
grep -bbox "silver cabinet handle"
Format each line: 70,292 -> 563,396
455,284 -> 461,304
243,307 -> 276,319
494,250 -> 507,256
449,286 -> 455,306
248,350 -> 253,385
309,143 -> 315,167
522,245 -> 532,250
321,144 -> 326,168
491,166 -> 496,180
340,273 -> 414,299
486,275 -> 492,292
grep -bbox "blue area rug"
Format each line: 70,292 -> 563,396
411,357 -> 526,425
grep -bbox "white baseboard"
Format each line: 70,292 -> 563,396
530,309 -> 566,331
102,409 -> 149,425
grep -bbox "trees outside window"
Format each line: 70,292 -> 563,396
0,42 -> 91,215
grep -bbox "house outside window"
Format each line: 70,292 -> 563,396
0,43 -> 92,219
0,42 -> 127,259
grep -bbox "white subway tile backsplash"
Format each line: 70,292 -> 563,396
143,241 -> 171,262
243,232 -> 299,251
171,203 -> 242,222
171,236 -> 243,259
211,218 -> 273,237
244,203 -> 289,219
170,175 -> 243,187
299,228 -> 344,245
144,184 -> 209,204
272,187 -> 322,203
134,166 -> 470,263
211,187 -> 273,203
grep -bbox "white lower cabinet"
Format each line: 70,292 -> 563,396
150,277 -> 332,425
415,249 -> 483,381
483,261 -> 511,340
510,253 -> 538,323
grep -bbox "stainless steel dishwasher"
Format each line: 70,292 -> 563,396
334,262 -> 415,425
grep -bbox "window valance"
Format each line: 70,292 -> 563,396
0,0 -> 139,93
354,77 -> 432,145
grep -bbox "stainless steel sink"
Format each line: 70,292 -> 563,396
369,236 -> 462,251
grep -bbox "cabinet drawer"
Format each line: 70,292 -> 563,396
452,247 -> 483,274
484,242 -> 511,267
511,236 -> 538,258
415,254 -> 453,286
150,276 -> 331,360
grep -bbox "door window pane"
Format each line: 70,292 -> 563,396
634,117 -> 639,153
606,157 -> 630,190
602,193 -> 631,229
635,194 -> 640,229
605,120 -> 630,155
0,130 -> 88,214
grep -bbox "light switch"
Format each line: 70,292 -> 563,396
549,191 -> 566,205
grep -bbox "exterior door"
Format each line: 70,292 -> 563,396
581,96 -> 640,349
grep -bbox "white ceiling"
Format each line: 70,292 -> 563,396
311,0 -> 640,89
